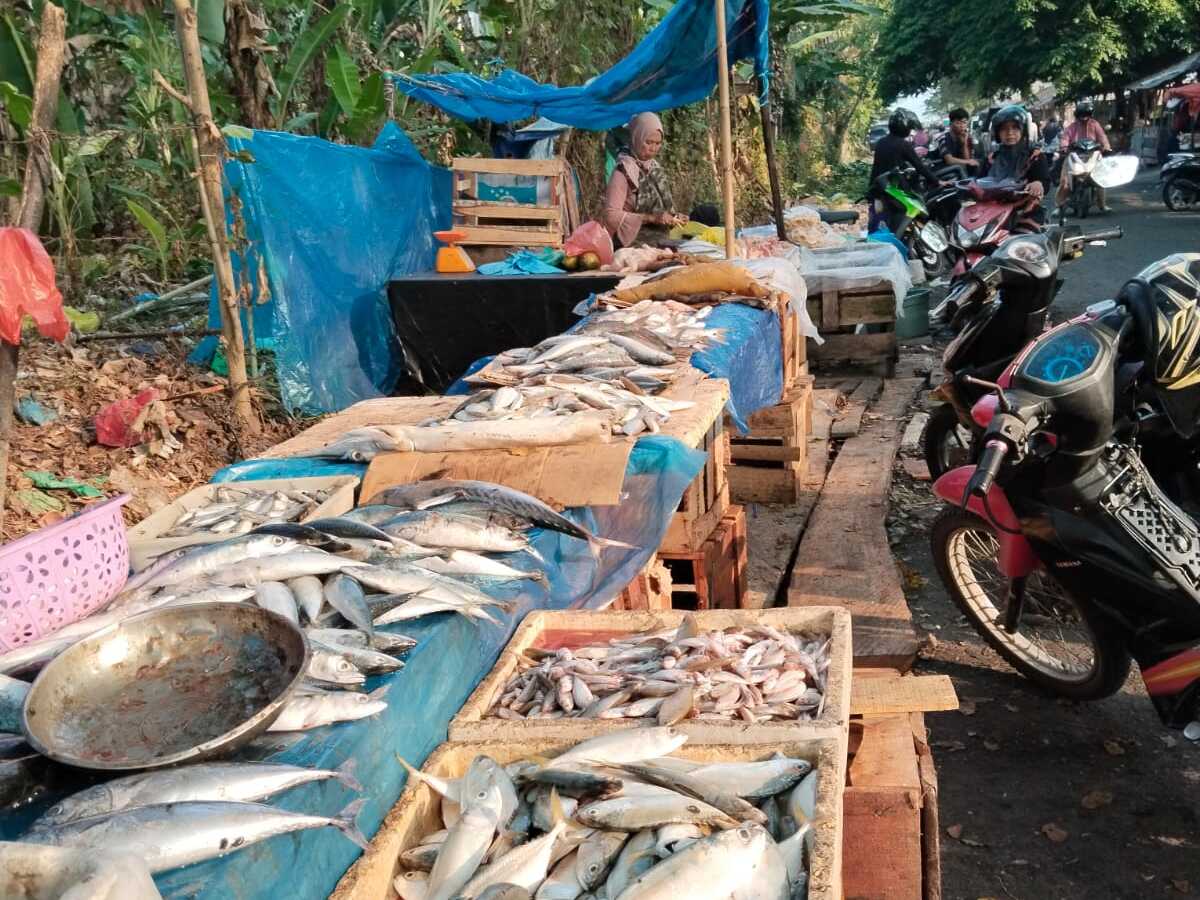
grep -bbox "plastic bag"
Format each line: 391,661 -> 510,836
95,389 -> 159,448
564,221 -> 614,265
0,228 -> 68,345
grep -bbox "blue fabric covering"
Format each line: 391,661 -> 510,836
210,458 -> 369,483
477,250 -> 564,276
0,438 -> 705,900
391,0 -> 769,129
690,303 -> 783,433
189,124 -> 452,415
867,225 -> 909,261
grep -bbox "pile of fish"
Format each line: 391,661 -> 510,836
437,302 -> 725,438
160,485 -> 334,537
0,479 -> 630,733
486,622 -> 830,725
392,726 -> 817,900
17,760 -> 369,877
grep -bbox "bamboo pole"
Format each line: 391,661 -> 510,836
170,0 -> 259,435
1,2 -> 66,536
758,76 -> 787,241
714,0 -> 736,259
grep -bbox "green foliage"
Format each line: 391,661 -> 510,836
125,198 -> 170,281
325,44 -> 361,117
0,80 -> 31,130
274,4 -> 353,120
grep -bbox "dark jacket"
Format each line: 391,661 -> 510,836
980,143 -> 1051,189
938,130 -> 974,164
867,135 -> 939,199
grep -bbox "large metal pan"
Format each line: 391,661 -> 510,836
21,602 -> 308,771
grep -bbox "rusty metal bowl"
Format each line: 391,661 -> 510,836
21,602 -> 309,771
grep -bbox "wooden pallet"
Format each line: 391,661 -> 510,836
658,504 -> 747,610
727,377 -> 813,504
660,412 -> 730,554
451,157 -> 569,247
807,283 -> 898,375
610,557 -> 672,611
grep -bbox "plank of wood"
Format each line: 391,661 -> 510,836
902,458 -> 931,482
850,675 -> 959,716
811,331 -> 897,364
849,716 -> 922,790
452,157 -> 564,176
831,378 -> 882,439
728,443 -> 805,462
457,225 -> 561,246
842,786 -> 923,900
900,411 -> 929,452
788,378 -> 926,668
838,292 -> 897,326
913,712 -> 942,900
453,202 -> 562,221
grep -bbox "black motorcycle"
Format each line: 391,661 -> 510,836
923,224 -> 1123,478
930,253 -> 1200,730
1161,151 -> 1200,211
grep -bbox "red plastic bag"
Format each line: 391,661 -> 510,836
563,221 -> 614,266
95,389 -> 159,448
0,228 -> 68,345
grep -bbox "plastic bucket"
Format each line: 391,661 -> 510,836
896,286 -> 931,340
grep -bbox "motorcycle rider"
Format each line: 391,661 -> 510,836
1043,115 -> 1062,145
938,107 -> 978,173
1057,101 -> 1112,211
979,105 -> 1050,224
866,107 -> 946,232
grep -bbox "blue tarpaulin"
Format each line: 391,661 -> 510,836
3,438 -> 705,900
391,0 -> 769,130
190,124 -> 451,415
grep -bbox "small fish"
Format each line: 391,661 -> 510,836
550,727 -> 687,768
289,576 -> 327,623
324,573 -> 375,636
395,869 -> 431,900
614,823 -> 788,899
307,649 -> 365,686
215,551 -> 367,585
574,792 -> 737,832
310,638 -> 404,675
269,685 -> 389,731
307,516 -> 398,546
254,582 -> 299,625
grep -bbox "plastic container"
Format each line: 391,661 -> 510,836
896,286 -> 931,340
0,494 -> 130,652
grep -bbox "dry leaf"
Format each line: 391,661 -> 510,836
1081,789 -> 1113,810
946,824 -> 963,839
1103,739 -> 1126,756
1041,822 -> 1069,843
983,739 -> 1000,751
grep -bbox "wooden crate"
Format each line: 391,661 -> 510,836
727,378 -> 813,505
449,605 -> 852,744
660,414 -> 730,554
782,305 -> 809,389
610,557 -> 672,611
330,736 -> 846,900
659,504 -> 747,610
806,284 -> 898,374
451,158 -> 569,247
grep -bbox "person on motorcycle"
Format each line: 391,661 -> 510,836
866,107 -> 946,232
979,104 -> 1050,223
1057,101 -> 1112,211
938,107 -> 978,173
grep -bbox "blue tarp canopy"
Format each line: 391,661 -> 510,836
391,0 -> 769,129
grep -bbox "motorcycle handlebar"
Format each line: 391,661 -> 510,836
1082,226 -> 1124,242
966,440 -> 1008,499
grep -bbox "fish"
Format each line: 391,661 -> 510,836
250,522 -> 349,551
215,551 -> 367,585
23,799 -> 369,873
367,480 -> 635,556
575,828 -> 628,890
268,685 -> 389,731
310,638 -> 404,675
295,427 -> 403,462
289,575 -> 327,623
574,793 -> 737,832
382,511 -> 533,555
611,763 -> 766,825
374,596 -> 503,627
476,885 -> 534,900
534,850 -> 582,899
254,582 -> 299,624
523,769 -> 623,802
611,823 -> 788,899
550,727 -> 687,768
0,843 -> 161,900
29,761 -> 361,830
308,649 -> 365,686
785,771 -> 817,828
0,675 -> 29,734
394,869 -> 431,900
425,804 -> 500,900
417,550 -> 544,584
685,758 -> 811,801
324,572 -> 375,635
604,829 -> 657,898
307,516 -> 398,546
458,802 -> 567,898
139,533 -> 301,590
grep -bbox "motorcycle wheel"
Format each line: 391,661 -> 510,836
1076,184 -> 1090,219
930,507 -> 1131,700
1163,177 -> 1198,212
923,403 -> 976,480
918,243 -> 951,281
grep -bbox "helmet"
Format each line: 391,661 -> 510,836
1076,101 -> 1094,118
888,108 -> 920,137
990,105 -> 1029,141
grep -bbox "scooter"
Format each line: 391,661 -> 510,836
1161,152 -> 1200,211
929,253 -> 1200,733
947,178 -> 1042,276
873,166 -> 952,280
923,224 -> 1123,478
1059,139 -> 1104,221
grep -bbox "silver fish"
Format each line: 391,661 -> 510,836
24,799 -> 369,873
394,869 -> 431,900
254,582 -> 299,624
324,572 -> 375,635
30,761 -> 361,830
268,684 -> 389,731
289,575 -> 326,622
140,533 -> 300,590
551,727 -> 687,768
382,511 -> 531,554
310,638 -> 404,675
0,843 -> 160,900
604,829 -> 657,898
215,550 -> 367,585
574,792 -> 736,832
308,649 -> 365,685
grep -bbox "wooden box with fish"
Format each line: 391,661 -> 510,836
126,476 -> 359,570
447,607 -> 851,747
329,732 -> 845,900
725,377 -> 814,505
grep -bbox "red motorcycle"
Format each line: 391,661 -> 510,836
945,177 -> 1043,276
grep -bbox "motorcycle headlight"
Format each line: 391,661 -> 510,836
954,222 -> 983,249
919,222 -> 949,253
1002,238 -> 1049,264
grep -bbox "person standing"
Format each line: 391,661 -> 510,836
1057,102 -> 1112,212
938,107 -> 978,173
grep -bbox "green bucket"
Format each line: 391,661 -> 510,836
896,286 -> 931,340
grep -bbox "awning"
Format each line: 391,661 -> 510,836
1167,83 -> 1200,116
389,0 -> 769,130
1126,51 -> 1200,91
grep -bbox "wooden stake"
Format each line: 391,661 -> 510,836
713,0 -> 737,259
758,76 -> 787,241
1,2 -> 66,536
169,0 -> 259,435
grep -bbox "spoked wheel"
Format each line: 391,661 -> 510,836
923,403 -> 976,481
931,507 -> 1131,699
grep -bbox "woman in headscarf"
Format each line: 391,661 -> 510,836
602,112 -> 687,247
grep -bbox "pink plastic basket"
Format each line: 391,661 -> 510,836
0,494 -> 130,652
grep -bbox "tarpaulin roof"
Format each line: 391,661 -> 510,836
389,0 -> 769,130
1127,51 -> 1200,91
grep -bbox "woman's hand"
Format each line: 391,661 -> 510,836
1026,181 -> 1045,200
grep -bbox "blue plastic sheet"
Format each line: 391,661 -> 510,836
391,0 -> 769,130
690,303 -> 783,432
477,250 -> 564,276
210,458 -> 369,484
190,124 -> 451,415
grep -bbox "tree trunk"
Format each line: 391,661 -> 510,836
224,0 -> 275,129
172,0 -> 259,435
2,2 -> 67,536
